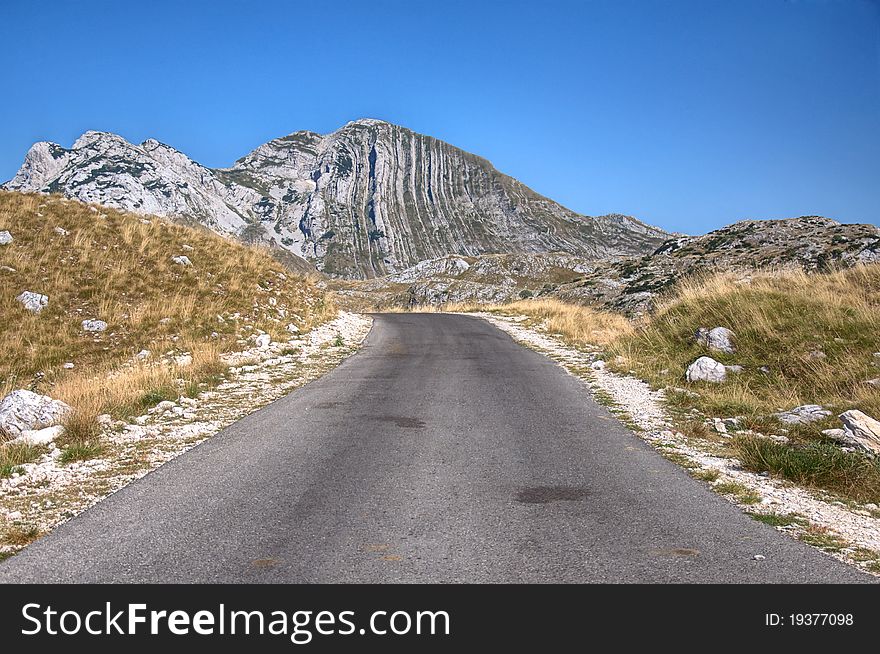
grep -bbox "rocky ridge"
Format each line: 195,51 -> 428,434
3,120 -> 668,278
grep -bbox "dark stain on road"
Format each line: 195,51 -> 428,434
516,486 -> 590,504
373,415 -> 426,429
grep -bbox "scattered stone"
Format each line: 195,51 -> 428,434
694,327 -> 710,346
179,397 -> 197,408
171,255 -> 192,266
822,428 -> 847,441
775,404 -> 832,425
838,410 -> 880,456
707,327 -> 736,354
0,389 -> 71,437
0,230 -> 12,245
753,554 -> 766,561
286,323 -> 299,334
590,360 -> 606,371
136,349 -> 151,360
53,226 -> 69,236
725,365 -> 744,374
255,333 -> 271,350
15,291 -> 48,313
685,356 -> 727,383
62,362 -> 74,369
865,378 -> 880,388
9,425 -> 65,446
759,366 -> 771,374
181,244 -> 194,251
0,265 -> 15,273
712,418 -> 728,434
96,414 -> 113,427
807,350 -> 827,360
155,401 -> 176,413
81,319 -> 108,332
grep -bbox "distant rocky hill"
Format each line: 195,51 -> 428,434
339,216 -> 880,314
3,119 -> 668,278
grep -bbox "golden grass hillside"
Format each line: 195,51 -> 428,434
0,191 -> 334,449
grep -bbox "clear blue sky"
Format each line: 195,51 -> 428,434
1,0 -> 878,234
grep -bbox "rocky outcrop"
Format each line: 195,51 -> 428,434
775,404 -> 831,425
2,120 -> 669,279
0,390 -> 71,439
837,410 -> 880,456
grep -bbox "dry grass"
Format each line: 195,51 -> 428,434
607,266 -> 880,421
406,297 -> 633,346
0,191 -> 335,447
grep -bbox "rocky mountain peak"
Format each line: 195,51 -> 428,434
3,120 -> 670,278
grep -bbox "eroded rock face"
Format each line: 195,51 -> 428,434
0,390 -> 71,438
686,356 -> 727,383
2,121 -> 668,279
838,410 -> 880,456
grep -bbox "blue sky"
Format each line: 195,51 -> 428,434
1,0 -> 878,234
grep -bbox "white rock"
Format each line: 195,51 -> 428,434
97,414 -> 113,427
181,244 -> 194,251
171,255 -> 192,266
0,230 -> 12,245
15,291 -> 48,313
10,424 -> 65,446
135,349 -> 151,360
753,554 -> 766,561
707,327 -> 736,354
590,360 -> 606,371
53,226 -> 69,236
686,356 -> 727,383
255,333 -> 271,349
0,390 -> 71,437
775,404 -> 831,425
838,410 -> 880,455
81,319 -> 108,332
62,362 -> 75,369
725,365 -> 744,374
712,418 -> 728,434
286,323 -> 299,333
179,397 -> 197,407
155,400 -> 175,412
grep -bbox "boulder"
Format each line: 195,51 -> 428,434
0,390 -> 71,438
775,404 -> 831,425
171,255 -> 192,266
707,327 -> 736,354
0,230 -> 12,245
16,290 -> 48,313
838,410 -> 880,456
81,319 -> 108,332
686,356 -> 727,383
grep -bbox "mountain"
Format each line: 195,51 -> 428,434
2,119 -> 668,278
338,216 -> 880,314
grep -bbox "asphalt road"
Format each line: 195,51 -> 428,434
0,314 -> 871,582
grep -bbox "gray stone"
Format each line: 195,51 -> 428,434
171,255 -> 192,266
15,291 -> 48,313
0,230 -> 12,245
0,390 -> 71,438
775,404 -> 831,425
255,333 -> 271,350
81,319 -> 107,332
838,410 -> 880,456
725,365 -> 744,374
686,356 -> 727,383
707,327 -> 736,354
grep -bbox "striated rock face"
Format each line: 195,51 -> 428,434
3,119 -> 668,279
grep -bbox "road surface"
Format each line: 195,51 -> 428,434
0,314 -> 870,582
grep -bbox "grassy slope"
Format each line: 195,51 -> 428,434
0,191 -> 334,455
